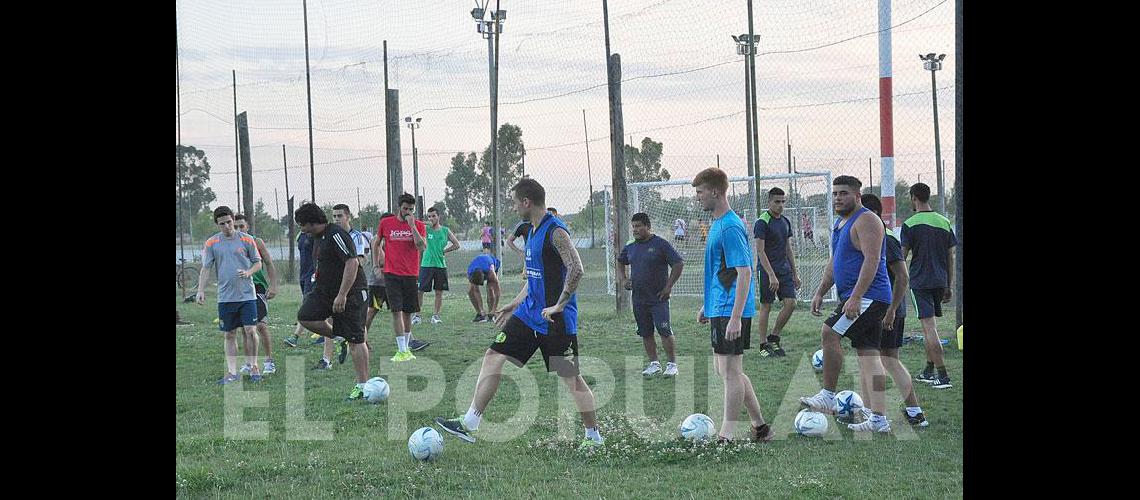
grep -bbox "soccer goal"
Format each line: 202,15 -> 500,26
605,172 -> 837,303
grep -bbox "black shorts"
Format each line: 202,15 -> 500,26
384,273 -> 420,314
482,242 -> 493,250
418,267 -> 449,292
368,285 -> 387,310
296,287 -> 368,344
881,314 -> 904,350
912,288 -> 944,318
490,316 -> 580,377
299,274 -> 314,296
824,298 -> 889,351
255,283 -> 269,324
710,316 -> 752,355
759,270 -> 797,303
633,302 -> 673,337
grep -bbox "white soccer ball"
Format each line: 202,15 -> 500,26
363,378 -> 390,403
679,413 -> 716,442
833,390 -> 864,420
811,349 -> 824,372
794,409 -> 829,437
408,427 -> 444,461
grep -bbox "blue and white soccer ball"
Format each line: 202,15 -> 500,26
363,377 -> 390,404
408,427 -> 444,461
833,390 -> 864,420
811,349 -> 824,372
794,409 -> 829,437
679,413 -> 716,442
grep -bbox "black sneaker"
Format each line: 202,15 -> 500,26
409,339 -> 431,352
757,343 -> 775,358
313,358 -> 332,370
337,339 -> 349,364
472,314 -> 486,323
931,375 -> 953,389
915,371 -> 938,384
434,416 -> 476,443
283,335 -> 299,348
752,423 -> 773,442
904,410 -> 930,427
770,342 -> 786,357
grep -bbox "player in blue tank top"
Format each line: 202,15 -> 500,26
434,178 -> 604,449
800,175 -> 897,433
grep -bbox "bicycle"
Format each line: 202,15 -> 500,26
177,258 -> 200,293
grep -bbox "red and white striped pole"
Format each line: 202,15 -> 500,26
878,0 -> 897,230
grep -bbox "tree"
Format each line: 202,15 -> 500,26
445,152 -> 480,230
624,137 -> 669,183
251,199 -> 283,242
474,123 -> 526,225
357,203 -> 383,233
176,145 -> 217,221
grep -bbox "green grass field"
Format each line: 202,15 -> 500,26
177,269 -> 963,498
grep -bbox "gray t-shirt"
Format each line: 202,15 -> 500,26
202,231 -> 261,303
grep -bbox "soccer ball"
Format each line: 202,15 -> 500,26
794,410 -> 829,437
679,413 -> 716,442
363,378 -> 390,403
408,427 -> 444,461
833,390 -> 864,420
811,349 -> 824,372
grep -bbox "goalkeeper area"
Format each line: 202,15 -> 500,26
605,171 -> 837,303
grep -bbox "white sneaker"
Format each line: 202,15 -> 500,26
663,362 -> 678,377
431,314 -> 442,324
239,363 -> 252,375
411,314 -> 422,325
262,360 -> 276,375
642,361 -> 662,376
799,391 -> 836,413
848,417 -> 891,433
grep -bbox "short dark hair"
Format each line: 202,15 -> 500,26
767,187 -> 785,197
631,212 -> 651,227
427,206 -> 439,214
833,175 -> 863,190
232,213 -> 247,222
860,193 -> 883,216
332,203 -> 351,214
213,206 -> 234,222
547,207 -> 558,214
294,202 -> 328,225
512,178 -> 546,206
910,182 -> 931,203
469,270 -> 486,286
398,193 -> 416,206
692,167 -> 729,193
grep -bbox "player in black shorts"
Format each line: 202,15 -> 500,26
293,203 -> 372,401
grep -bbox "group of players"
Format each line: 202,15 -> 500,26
193,167 -> 956,445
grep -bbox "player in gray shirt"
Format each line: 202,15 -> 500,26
196,206 -> 264,385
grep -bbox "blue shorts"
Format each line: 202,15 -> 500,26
759,269 -> 796,303
218,300 -> 258,332
912,288 -> 945,319
300,274 -> 314,296
633,301 -> 673,337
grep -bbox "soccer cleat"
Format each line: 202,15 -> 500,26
915,371 -> 938,384
752,423 -> 773,442
262,360 -> 276,375
311,336 -> 326,346
642,361 -> 662,376
391,351 -> 417,363
313,358 -> 332,370
217,373 -> 240,385
434,416 -> 476,443
904,410 -> 930,427
409,339 -> 430,352
578,438 -> 604,451
663,362 -> 678,377
431,314 -> 443,324
757,343 -> 774,358
284,335 -> 299,348
799,391 -> 837,414
239,363 -> 252,375
411,314 -> 422,325
932,376 -> 953,389
472,314 -> 486,323
848,417 -> 891,433
770,341 -> 787,357
347,383 -> 364,400
337,339 -> 349,364
249,374 -> 263,383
